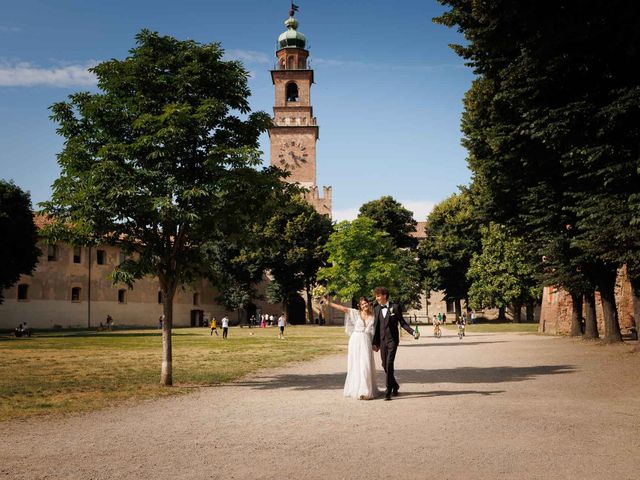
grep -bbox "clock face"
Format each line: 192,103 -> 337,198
278,141 -> 309,169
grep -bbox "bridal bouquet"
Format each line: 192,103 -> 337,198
312,285 -> 328,303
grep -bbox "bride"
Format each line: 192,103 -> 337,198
324,296 -> 379,400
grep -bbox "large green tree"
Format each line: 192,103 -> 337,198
467,223 -> 541,322
263,197 -> 333,324
418,190 -> 481,319
0,180 -> 40,303
358,196 -> 418,249
41,30 -> 287,385
318,217 -> 399,302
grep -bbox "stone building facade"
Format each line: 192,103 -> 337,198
0,232 -> 281,330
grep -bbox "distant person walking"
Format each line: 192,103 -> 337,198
158,315 -> 164,329
260,315 -> 266,328
221,316 -> 229,339
278,313 -> 286,339
471,311 -> 477,324
210,317 -> 218,336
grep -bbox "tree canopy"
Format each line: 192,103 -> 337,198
358,196 -> 418,249
318,217 -> 399,302
0,180 -> 40,304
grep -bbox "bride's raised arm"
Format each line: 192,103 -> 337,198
324,298 -> 350,314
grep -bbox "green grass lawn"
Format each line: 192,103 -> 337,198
0,326 -> 346,421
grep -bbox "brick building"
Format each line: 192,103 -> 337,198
539,266 -> 639,335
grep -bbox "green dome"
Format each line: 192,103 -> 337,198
278,16 -> 306,49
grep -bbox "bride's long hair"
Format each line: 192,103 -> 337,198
358,296 -> 373,315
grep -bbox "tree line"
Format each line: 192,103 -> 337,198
430,0 -> 640,343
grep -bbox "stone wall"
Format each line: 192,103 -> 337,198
538,266 -> 638,334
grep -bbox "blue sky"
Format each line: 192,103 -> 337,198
0,0 -> 475,222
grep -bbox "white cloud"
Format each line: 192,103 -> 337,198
332,200 -> 436,223
225,49 -> 270,65
0,61 -> 98,87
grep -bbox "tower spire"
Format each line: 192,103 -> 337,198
289,2 -> 299,17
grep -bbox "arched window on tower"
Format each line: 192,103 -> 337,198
298,58 -> 306,69
286,82 -> 299,102
287,56 -> 295,69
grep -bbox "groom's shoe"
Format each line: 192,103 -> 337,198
392,386 -> 399,397
384,390 -> 392,401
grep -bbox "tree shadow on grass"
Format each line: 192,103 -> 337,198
230,364 -> 576,392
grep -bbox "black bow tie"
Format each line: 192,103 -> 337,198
381,305 -> 388,309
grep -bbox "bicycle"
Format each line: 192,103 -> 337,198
433,323 -> 442,338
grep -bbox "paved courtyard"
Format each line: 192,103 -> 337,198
1,331 -> 638,479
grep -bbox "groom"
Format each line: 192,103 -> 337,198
372,286 -> 418,401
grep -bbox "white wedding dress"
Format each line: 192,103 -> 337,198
343,309 -> 378,400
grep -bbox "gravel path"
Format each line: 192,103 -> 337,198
1,331 -> 639,480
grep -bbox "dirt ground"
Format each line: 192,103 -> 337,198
1,331 -> 639,480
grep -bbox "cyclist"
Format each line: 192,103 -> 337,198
456,316 -> 466,339
433,318 -> 442,338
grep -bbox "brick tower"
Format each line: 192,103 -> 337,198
269,6 -> 332,217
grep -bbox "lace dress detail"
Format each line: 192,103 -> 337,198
343,309 -> 378,400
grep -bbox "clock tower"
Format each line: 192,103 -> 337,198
269,6 -> 332,217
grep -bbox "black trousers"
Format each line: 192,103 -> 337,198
379,341 -> 399,392
223,327 -> 228,338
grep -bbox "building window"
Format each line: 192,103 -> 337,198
286,82 -> 299,102
118,289 -> 126,304
96,249 -> 106,265
47,244 -> 58,261
446,300 -> 455,313
73,246 -> 82,264
71,287 -> 81,302
158,291 -> 163,304
193,292 -> 200,306
17,284 -> 29,301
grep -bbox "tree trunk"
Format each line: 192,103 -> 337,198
161,290 -> 174,386
512,302 -> 522,323
599,273 -> 622,344
498,306 -> 506,321
569,292 -> 583,337
305,284 -> 313,325
525,300 -> 535,323
454,298 -> 462,322
631,278 -> 640,331
583,290 -> 599,339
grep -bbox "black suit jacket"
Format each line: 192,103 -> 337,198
372,302 -> 414,347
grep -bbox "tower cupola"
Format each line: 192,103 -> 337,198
278,13 -> 306,49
